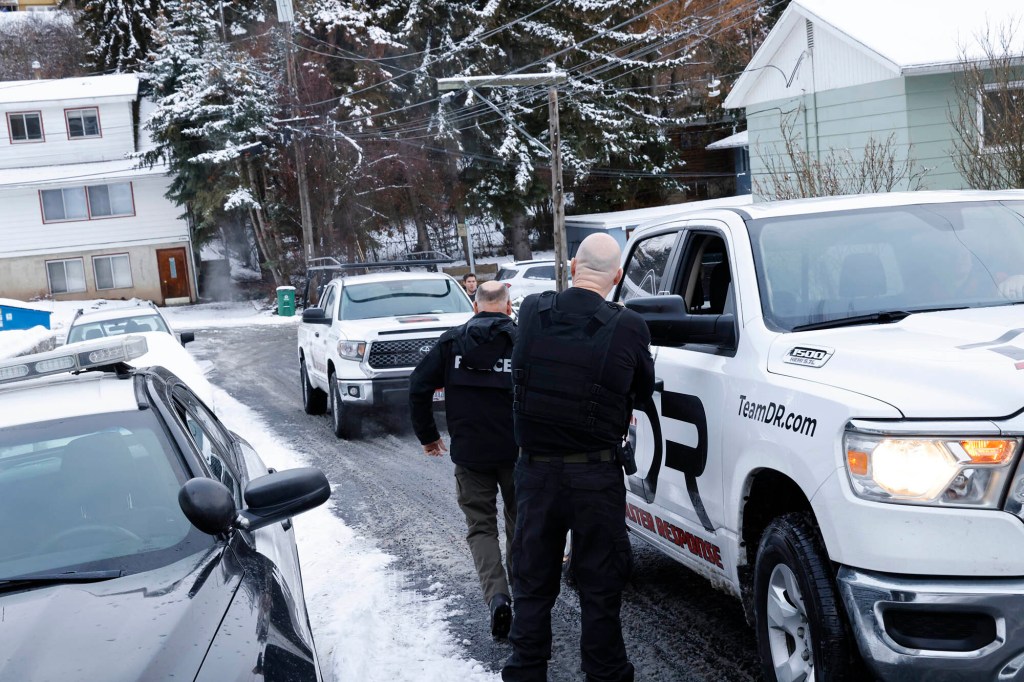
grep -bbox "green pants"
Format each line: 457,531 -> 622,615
454,464 -> 517,604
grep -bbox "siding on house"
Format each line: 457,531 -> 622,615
0,174 -> 188,259
905,73 -> 965,189
748,79 -> 916,197
0,100 -> 135,170
0,241 -> 193,303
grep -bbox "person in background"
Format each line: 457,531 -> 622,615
409,280 -> 518,639
502,233 -> 655,682
462,272 -> 479,301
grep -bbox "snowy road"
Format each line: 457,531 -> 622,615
188,324 -> 762,682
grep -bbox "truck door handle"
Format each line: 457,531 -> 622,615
653,378 -> 664,392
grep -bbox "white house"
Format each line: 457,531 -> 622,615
723,0 -> 1024,198
0,74 -> 196,305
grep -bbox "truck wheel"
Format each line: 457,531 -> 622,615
753,513 -> 852,682
301,359 -> 327,415
329,374 -> 363,440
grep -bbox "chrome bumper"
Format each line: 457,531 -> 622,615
837,567 -> 1024,680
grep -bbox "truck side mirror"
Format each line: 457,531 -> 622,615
301,308 -> 331,325
626,295 -> 736,348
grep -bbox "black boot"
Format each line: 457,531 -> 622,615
489,593 -> 512,639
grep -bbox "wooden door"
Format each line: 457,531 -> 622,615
156,247 -> 190,302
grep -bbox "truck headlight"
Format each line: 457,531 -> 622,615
338,340 -> 366,361
844,431 -> 1019,508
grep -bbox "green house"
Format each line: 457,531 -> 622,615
723,0 -> 1024,200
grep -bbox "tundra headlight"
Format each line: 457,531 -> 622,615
844,431 -> 1019,508
338,340 -> 366,361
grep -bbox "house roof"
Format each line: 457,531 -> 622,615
0,157 -> 167,189
0,74 -> 139,106
706,130 -> 748,150
566,195 -> 754,230
725,0 -> 1024,109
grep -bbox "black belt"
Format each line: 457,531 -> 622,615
522,448 -> 615,463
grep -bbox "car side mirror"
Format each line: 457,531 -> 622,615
301,308 -> 331,325
626,295 -> 736,348
180,331 -> 195,346
237,467 -> 331,531
179,477 -> 237,535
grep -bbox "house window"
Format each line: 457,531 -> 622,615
87,183 -> 134,218
7,111 -> 43,143
980,81 -> 1024,149
46,258 -> 86,294
40,182 -> 134,222
40,187 -> 88,222
66,108 -> 100,139
93,254 -> 132,290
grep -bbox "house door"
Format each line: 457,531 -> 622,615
156,248 -> 190,303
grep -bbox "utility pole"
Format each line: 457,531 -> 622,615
276,0 -> 316,265
436,72 -> 569,290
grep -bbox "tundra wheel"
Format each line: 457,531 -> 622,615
329,374 -> 363,440
301,359 -> 327,415
754,513 -> 852,682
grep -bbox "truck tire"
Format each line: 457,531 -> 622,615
753,513 -> 852,682
301,359 -> 327,415
329,373 -> 363,440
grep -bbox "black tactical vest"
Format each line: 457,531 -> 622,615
513,291 -> 632,443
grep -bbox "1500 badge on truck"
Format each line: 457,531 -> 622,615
297,272 -> 474,439
615,189 -> 1024,682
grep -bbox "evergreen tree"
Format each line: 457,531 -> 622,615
143,0 -> 293,284
79,0 -> 161,73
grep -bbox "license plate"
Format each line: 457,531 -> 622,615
432,388 -> 445,402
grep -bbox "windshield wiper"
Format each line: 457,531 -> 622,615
791,310 -> 913,332
0,569 -> 122,592
791,307 -> 969,332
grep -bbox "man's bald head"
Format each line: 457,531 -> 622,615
474,280 -> 511,314
571,233 -> 623,296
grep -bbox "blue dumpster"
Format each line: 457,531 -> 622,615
0,299 -> 52,331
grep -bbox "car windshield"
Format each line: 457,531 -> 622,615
67,314 -> 170,343
749,201 -> 1024,331
496,268 -> 517,281
339,279 -> 473,320
0,410 -> 213,580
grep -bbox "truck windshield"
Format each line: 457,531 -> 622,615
749,200 -> 1024,332
340,279 -> 473,320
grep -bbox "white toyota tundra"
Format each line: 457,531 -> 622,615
297,271 -> 473,439
614,190 -> 1024,681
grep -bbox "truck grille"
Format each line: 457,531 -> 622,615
367,338 -> 437,369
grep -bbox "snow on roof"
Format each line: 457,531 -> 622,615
796,0 -> 1024,71
706,130 -> 748,150
337,271 -> 458,285
566,195 -> 754,230
0,74 -> 139,106
0,10 -> 73,27
0,157 -> 167,189
0,297 -> 51,312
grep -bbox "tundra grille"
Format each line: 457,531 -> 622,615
367,338 -> 437,369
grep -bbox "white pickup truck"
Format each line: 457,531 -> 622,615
613,190 -> 1024,681
297,272 -> 473,438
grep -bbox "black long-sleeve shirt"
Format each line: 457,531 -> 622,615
409,312 -> 518,470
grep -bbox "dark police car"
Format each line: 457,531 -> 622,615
0,336 -> 330,681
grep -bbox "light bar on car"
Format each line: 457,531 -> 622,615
0,336 -> 149,385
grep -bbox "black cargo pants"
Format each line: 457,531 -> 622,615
502,454 -> 634,682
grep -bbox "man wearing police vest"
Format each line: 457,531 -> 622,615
409,280 -> 518,639
502,234 -> 655,682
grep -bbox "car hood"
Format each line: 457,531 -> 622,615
0,549 -> 240,681
341,312 -> 473,339
768,306 -> 1024,418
